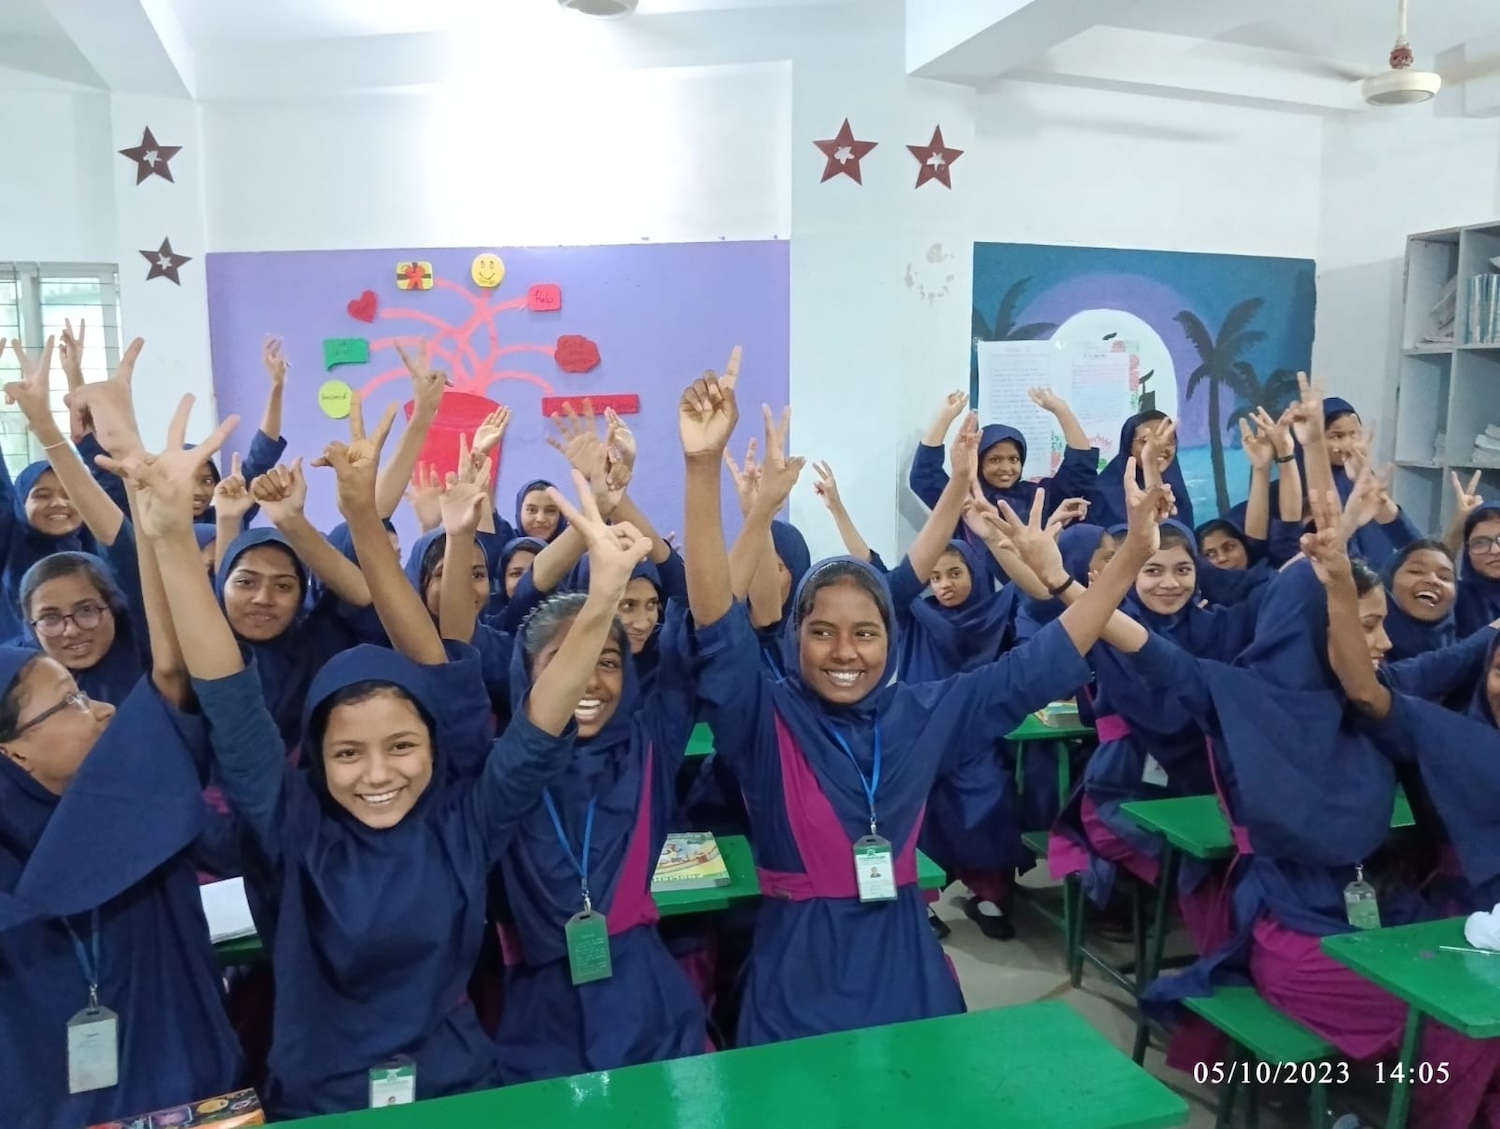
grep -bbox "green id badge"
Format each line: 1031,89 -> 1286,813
854,835 -> 897,902
565,908 -> 613,986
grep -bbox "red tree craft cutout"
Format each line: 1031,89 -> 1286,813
353,276 -> 602,481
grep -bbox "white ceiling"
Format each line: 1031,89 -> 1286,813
3,0 -> 65,37
162,0 -> 847,46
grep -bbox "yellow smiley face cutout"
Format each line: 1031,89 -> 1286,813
471,253 -> 505,289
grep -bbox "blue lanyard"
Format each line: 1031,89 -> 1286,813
541,790 -> 598,912
63,910 -> 102,1010
823,722 -> 882,837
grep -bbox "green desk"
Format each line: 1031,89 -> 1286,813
685,721 -> 715,759
1324,917 -> 1500,1129
1120,790 -> 1420,1063
218,835 -> 949,964
289,1000 -> 1188,1129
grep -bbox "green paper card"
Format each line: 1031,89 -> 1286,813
565,908 -> 613,986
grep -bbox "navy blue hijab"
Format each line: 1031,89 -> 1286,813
974,424 -> 1036,518
901,539 -> 1014,680
1456,503 -> 1500,637
1125,520 -> 1261,662
19,552 -> 144,705
1,461 -> 99,643
0,647 -> 242,1126
515,479 -> 568,543
1382,541 -> 1457,661
1091,412 -> 1194,531
771,520 -> 812,623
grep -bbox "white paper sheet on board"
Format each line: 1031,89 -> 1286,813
976,340 -> 1063,478
199,876 -> 257,943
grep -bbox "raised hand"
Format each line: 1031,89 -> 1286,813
250,459 -> 308,526
679,346 -> 741,458
1340,465 -> 1388,533
546,399 -> 606,475
757,403 -> 805,511
67,337 -> 146,459
95,396 -> 239,541
58,319 -> 86,387
1239,415 -> 1274,471
262,335 -> 288,386
604,408 -> 637,472
213,453 -> 255,522
473,405 -> 511,456
1453,469 -> 1484,518
1285,372 -> 1326,448
1258,406 -> 1294,461
551,469 -> 652,600
1044,496 -> 1090,537
937,390 -> 969,425
406,462 -> 443,532
812,460 -> 844,512
1300,490 -> 1355,587
440,447 -> 490,536
4,336 -> 57,430
314,392 -> 399,518
723,437 -> 761,517
951,411 -> 980,486
394,338 -> 447,415
1122,479 -> 1173,563
991,491 -> 1067,587
585,438 -> 630,518
1027,387 -> 1065,415
962,481 -> 1005,544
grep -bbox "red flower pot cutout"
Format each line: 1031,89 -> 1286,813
347,290 -> 378,322
555,334 -> 601,374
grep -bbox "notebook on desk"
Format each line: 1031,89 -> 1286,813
651,832 -> 731,892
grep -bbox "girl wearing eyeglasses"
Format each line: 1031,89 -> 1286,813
1457,503 -> 1500,638
18,552 -> 142,706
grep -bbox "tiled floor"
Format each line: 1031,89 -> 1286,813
938,872 -> 1381,1129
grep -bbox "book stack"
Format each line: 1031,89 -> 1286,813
1033,699 -> 1081,727
1470,425 -> 1500,469
651,832 -> 731,892
1467,273 -> 1500,345
89,1089 -> 264,1129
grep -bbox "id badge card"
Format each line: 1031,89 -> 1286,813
67,1006 -> 118,1094
854,835 -> 897,902
565,908 -> 613,986
1141,754 -> 1169,788
369,1056 -> 416,1107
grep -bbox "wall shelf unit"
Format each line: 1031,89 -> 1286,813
1393,221 -> 1500,532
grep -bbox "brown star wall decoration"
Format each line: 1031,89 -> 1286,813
119,127 -> 182,185
813,119 -> 878,184
908,126 -> 964,189
140,238 -> 192,285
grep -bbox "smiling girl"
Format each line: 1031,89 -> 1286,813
128,395 -> 637,1117
1383,540 -> 1458,661
679,349 -> 1170,1044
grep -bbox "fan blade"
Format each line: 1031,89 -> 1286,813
1250,52 -> 1370,82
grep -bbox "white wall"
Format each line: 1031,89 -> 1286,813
1315,104 -> 1500,437
0,70 -> 116,263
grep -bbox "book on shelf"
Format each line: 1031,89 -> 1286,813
89,1089 -> 265,1128
651,831 -> 732,892
1467,273 -> 1500,345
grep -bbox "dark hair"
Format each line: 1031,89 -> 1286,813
794,561 -> 892,632
1350,558 -> 1381,598
0,655 -> 40,743
1392,538 -> 1455,570
1157,524 -> 1196,557
21,553 -> 126,623
308,680 -> 434,753
518,591 -> 628,675
1131,410 -> 1169,434
1195,519 -> 1245,553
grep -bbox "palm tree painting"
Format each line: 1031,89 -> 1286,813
1177,298 -> 1267,515
1225,364 -> 1301,431
971,278 -> 1058,389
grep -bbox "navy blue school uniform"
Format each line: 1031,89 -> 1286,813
0,460 -> 102,643
1382,543 -> 1457,662
1456,503 -> 1500,638
1302,399 -> 1419,572
909,424 -> 1097,584
191,642 -> 574,1117
490,607 -> 706,1081
1088,413 -> 1194,531
514,479 -> 568,543
1013,523 -> 1108,644
17,551 -> 146,705
403,529 -> 514,715
482,536 -> 546,630
217,528 -> 356,752
688,560 -> 1091,1044
0,655 -> 243,1129
189,430 -> 287,527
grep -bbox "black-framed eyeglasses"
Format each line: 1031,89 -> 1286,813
1469,536 -> 1500,556
30,603 -> 107,638
12,690 -> 92,737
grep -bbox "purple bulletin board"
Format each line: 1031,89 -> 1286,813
205,241 -> 790,547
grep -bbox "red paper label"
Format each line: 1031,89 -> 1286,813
541,395 -> 640,417
528,284 -> 562,312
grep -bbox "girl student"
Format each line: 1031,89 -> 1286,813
909,388 -> 1097,586
1197,407 -> 1306,581
1306,393 -> 1420,571
1456,501 -> 1500,637
1089,410 -> 1194,531
132,391 -> 646,1117
0,396 -> 244,1129
1383,539 -> 1458,661
678,349 -> 1174,1043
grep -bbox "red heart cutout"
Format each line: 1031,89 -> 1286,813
347,290 -> 378,322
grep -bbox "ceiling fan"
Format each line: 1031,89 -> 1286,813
1251,0 -> 1500,107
